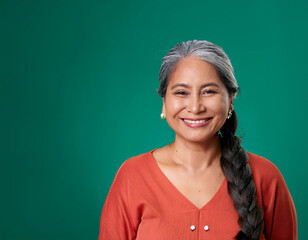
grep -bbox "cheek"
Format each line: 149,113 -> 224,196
165,98 -> 184,114
207,97 -> 229,114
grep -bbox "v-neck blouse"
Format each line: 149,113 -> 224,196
99,150 -> 297,240
151,149 -> 227,212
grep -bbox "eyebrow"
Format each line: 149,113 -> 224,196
170,82 -> 220,90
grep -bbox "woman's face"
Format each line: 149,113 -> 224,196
162,56 -> 232,144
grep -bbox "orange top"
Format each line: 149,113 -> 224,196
99,150 -> 297,240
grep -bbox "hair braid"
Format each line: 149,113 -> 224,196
220,112 -> 264,240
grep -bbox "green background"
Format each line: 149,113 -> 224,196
1,0 -> 307,239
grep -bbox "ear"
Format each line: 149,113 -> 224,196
162,97 -> 166,114
230,103 -> 234,111
229,97 -> 234,111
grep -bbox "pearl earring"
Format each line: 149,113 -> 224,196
160,113 -> 166,120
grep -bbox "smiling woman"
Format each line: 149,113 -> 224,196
98,40 -> 297,240
162,57 -> 231,144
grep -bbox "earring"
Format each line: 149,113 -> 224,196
218,129 -> 223,137
160,113 -> 166,120
227,110 -> 233,119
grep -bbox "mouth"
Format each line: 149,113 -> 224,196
181,117 -> 212,128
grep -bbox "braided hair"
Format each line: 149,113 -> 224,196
157,40 -> 263,239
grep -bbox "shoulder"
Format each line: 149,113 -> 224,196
246,151 -> 290,200
113,150 -> 154,180
246,151 -> 284,183
246,152 -> 291,206
105,150 -> 154,195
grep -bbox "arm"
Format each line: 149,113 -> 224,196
262,168 -> 297,240
98,163 -> 141,240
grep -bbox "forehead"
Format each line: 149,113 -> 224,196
168,56 -> 225,88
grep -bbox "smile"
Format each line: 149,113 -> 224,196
181,118 -> 212,128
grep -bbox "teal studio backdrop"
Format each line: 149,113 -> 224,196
1,0 -> 307,239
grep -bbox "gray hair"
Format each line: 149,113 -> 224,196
157,40 -> 239,98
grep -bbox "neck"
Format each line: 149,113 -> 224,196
168,134 -> 222,172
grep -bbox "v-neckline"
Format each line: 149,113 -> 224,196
149,149 -> 227,211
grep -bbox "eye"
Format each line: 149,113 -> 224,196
175,91 -> 188,95
202,89 -> 218,95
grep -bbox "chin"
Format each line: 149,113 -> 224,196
181,134 -> 218,144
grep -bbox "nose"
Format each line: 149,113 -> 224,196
187,94 -> 205,114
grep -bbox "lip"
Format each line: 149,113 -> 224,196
182,117 -> 210,121
181,117 -> 212,128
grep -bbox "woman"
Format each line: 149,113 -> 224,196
99,40 -> 297,240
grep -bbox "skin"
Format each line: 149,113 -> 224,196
152,56 -> 233,209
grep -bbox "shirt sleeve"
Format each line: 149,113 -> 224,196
98,162 -> 141,240
261,166 -> 297,240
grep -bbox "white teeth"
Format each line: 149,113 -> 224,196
183,119 -> 207,124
